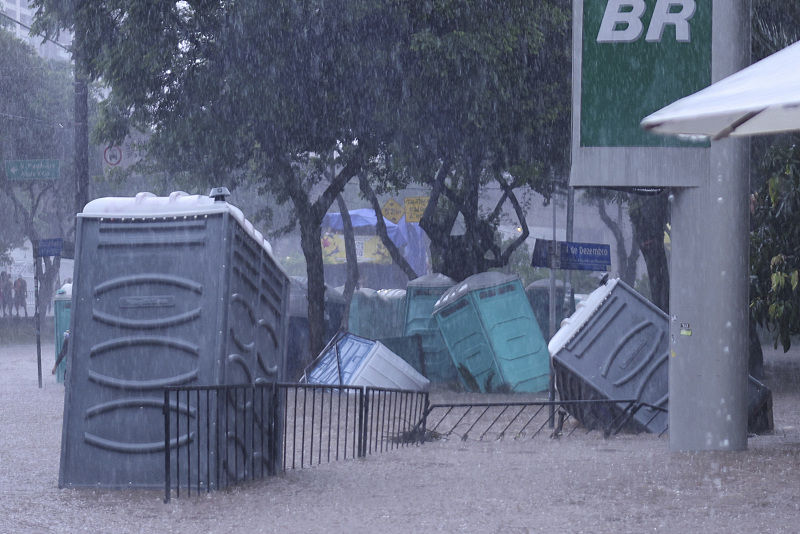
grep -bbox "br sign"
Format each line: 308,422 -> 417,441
571,0 -> 713,187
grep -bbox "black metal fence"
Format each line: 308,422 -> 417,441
420,399 -> 667,442
164,383 -> 428,502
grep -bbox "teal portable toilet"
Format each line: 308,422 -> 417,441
433,272 -> 549,393
54,282 -> 72,383
525,278 -> 565,336
347,288 -> 406,340
403,274 -> 458,383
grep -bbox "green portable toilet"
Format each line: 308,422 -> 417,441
347,288 -> 406,340
53,282 -> 72,383
433,272 -> 549,393
403,273 -> 458,383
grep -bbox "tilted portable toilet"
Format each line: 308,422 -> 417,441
432,272 -> 549,393
59,190 -> 290,488
403,273 -> 458,383
548,278 -> 668,433
304,331 -> 429,391
549,278 -> 773,435
54,282 -> 72,383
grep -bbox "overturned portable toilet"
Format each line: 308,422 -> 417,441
59,190 -> 290,488
347,288 -> 407,340
549,278 -> 773,435
304,331 -> 429,391
432,272 -> 549,393
401,273 -> 458,383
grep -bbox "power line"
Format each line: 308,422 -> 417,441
0,11 -> 70,52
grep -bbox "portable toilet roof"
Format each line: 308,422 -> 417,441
433,272 -> 549,393
548,278 -> 668,433
304,332 -> 429,391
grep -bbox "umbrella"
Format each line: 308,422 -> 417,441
641,40 -> 800,140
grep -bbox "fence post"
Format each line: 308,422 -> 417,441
358,387 -> 368,458
163,389 -> 171,503
420,392 -> 429,444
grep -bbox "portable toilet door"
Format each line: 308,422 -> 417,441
404,274 -> 457,383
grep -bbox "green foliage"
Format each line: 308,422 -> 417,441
750,138 -> 800,351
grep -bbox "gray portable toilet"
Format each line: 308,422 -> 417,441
59,190 -> 290,488
550,278 -> 773,435
548,278 -> 668,433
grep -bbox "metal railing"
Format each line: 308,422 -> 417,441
418,398 -> 667,442
164,383 -> 428,502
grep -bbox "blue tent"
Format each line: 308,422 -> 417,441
322,209 -> 427,276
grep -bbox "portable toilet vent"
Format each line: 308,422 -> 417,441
432,272 -> 549,393
59,190 -> 290,488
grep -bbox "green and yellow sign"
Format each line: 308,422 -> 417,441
580,0 -> 711,147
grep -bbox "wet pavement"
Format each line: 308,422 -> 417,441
1,341 -> 799,533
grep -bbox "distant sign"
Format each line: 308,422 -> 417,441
4,159 -> 60,181
404,196 -> 429,223
382,198 -> 404,224
532,240 -> 611,271
35,238 -> 63,258
321,233 -> 392,265
104,146 -> 122,166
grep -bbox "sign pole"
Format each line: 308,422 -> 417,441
34,252 -> 41,388
548,183 -> 557,427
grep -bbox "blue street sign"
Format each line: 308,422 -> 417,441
532,240 -> 610,271
35,238 -> 63,258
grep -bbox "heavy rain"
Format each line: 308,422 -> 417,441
1,0 -> 800,532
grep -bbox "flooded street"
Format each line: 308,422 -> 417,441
2,341 -> 800,533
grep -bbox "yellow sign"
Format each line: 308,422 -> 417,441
321,233 -> 392,264
382,198 -> 404,224
404,196 -> 429,223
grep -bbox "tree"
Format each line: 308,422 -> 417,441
748,0 -> 800,351
32,0 -> 407,356
382,0 -> 572,281
0,28 -> 77,315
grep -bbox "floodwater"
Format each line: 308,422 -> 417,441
2,342 -> 800,533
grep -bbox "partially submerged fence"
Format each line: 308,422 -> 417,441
163,383 -> 428,502
164,384 -> 666,502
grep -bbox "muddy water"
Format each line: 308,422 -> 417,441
2,342 -> 799,533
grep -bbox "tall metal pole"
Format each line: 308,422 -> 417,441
668,1 -> 750,451
548,182 -> 557,427
34,252 -> 42,388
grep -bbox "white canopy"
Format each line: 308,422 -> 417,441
641,40 -> 800,140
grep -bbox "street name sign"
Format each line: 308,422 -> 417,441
532,240 -> 611,271
4,159 -> 60,181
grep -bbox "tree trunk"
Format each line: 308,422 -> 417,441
299,216 -> 327,360
337,194 -> 358,330
629,194 -> 670,312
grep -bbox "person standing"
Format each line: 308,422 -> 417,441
13,276 -> 27,317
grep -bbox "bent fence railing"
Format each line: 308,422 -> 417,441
417,399 -> 667,442
163,383 -> 429,502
